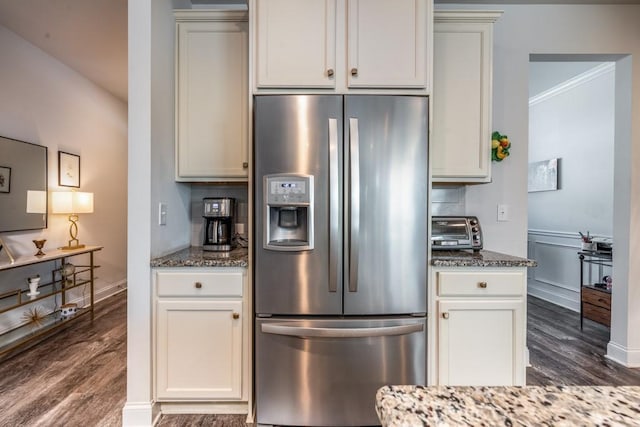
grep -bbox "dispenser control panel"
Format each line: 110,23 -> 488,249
263,174 -> 314,251
266,175 -> 312,205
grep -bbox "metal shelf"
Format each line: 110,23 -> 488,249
0,246 -> 102,360
578,250 -> 613,330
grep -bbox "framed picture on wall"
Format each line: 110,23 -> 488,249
528,158 -> 560,192
58,151 -> 80,188
0,166 -> 11,193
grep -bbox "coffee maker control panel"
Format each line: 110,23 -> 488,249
204,199 -> 233,217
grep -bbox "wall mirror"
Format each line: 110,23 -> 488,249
0,136 -> 48,232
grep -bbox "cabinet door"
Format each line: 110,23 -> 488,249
176,19 -> 248,180
432,14 -> 498,182
156,299 -> 243,400
255,0 -> 336,88
438,299 -> 524,386
347,0 -> 428,88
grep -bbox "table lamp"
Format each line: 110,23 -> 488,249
51,191 -> 94,250
26,190 -> 47,256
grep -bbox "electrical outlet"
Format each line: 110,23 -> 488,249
497,204 -> 509,222
159,202 -> 167,225
235,223 -> 245,235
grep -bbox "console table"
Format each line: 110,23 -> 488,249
0,245 -> 102,360
578,250 -> 612,329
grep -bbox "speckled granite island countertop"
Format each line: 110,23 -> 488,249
150,246 -> 248,268
431,249 -> 537,268
376,385 -> 640,426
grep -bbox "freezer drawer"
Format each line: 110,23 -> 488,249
255,317 -> 426,426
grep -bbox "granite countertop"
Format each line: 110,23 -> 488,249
376,385 -> 640,426
431,249 -> 537,268
150,246 -> 248,268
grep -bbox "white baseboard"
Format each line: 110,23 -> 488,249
527,287 -> 579,312
95,279 -> 127,303
122,401 -> 160,427
606,341 -> 640,367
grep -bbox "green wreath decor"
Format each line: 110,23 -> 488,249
491,131 -> 511,161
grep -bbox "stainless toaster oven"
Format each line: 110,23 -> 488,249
431,216 -> 483,251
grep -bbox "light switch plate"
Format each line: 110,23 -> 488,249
497,204 -> 509,221
159,202 -> 167,225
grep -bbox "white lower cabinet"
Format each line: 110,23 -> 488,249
154,268 -> 250,411
432,268 -> 526,386
156,299 -> 242,399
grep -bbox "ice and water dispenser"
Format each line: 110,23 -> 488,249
264,174 -> 314,251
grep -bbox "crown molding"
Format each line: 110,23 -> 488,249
529,62 -> 615,106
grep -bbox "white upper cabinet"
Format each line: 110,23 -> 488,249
431,11 -> 501,183
347,0 -> 428,88
175,10 -> 248,182
255,0 -> 336,88
253,0 -> 431,93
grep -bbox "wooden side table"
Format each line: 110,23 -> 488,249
578,250 -> 612,329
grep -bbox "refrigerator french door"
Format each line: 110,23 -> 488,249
254,95 -> 428,426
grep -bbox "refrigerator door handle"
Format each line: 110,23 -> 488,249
261,322 -> 423,338
348,117 -> 360,293
329,118 -> 339,293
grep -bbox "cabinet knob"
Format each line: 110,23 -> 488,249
442,312 -> 449,319
478,281 -> 488,289
195,282 -> 202,289
327,68 -> 334,77
232,312 -> 240,319
351,68 -> 358,77
242,162 -> 248,169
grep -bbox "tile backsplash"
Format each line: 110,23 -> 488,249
432,185 -> 465,216
188,183 -> 462,245
190,183 -> 248,247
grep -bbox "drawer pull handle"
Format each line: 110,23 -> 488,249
232,312 -> 240,319
478,282 -> 488,289
327,68 -> 334,77
442,312 -> 449,319
351,68 -> 358,76
242,162 -> 249,169
195,282 -> 202,289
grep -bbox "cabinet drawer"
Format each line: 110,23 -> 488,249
437,271 -> 524,297
582,287 -> 611,310
583,303 -> 611,327
156,271 -> 243,297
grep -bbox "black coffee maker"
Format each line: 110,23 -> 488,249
203,198 -> 235,251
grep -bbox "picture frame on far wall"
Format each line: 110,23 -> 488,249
58,151 -> 80,188
0,166 -> 11,193
528,158 -> 560,192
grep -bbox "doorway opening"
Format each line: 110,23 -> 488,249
526,54 -> 632,364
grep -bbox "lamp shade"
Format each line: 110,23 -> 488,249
51,191 -> 94,214
26,190 -> 47,214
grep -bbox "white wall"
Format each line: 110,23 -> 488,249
0,24 -> 127,300
125,0 -> 186,425
527,63 -> 615,310
442,3 -> 640,366
528,63 -> 614,236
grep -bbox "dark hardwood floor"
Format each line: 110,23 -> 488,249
0,290 -> 127,427
526,295 -> 640,386
0,291 -> 638,426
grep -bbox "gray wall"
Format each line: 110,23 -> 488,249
527,62 -> 614,311
438,3 -> 640,366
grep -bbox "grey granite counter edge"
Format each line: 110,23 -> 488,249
431,249 -> 537,268
150,247 -> 248,268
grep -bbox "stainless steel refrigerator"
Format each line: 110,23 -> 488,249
254,95 -> 428,426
